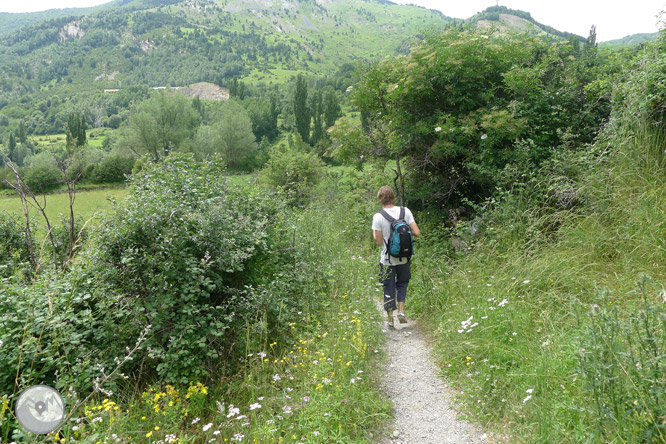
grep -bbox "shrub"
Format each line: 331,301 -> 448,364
22,163 -> 62,192
0,272 -> 140,440
260,144 -> 325,206
0,211 -> 30,278
22,152 -> 62,192
89,155 -> 135,183
91,153 -> 292,383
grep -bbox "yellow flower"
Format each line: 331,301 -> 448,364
146,431 -> 153,438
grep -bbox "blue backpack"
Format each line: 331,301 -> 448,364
379,207 -> 413,263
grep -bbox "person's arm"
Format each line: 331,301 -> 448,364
373,229 -> 383,245
409,221 -> 421,237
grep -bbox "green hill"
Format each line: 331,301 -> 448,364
0,0 -> 451,136
467,6 -> 585,42
600,32 -> 659,47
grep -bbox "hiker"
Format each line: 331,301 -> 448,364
372,186 -> 420,330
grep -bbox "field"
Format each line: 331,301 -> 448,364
0,187 -> 128,225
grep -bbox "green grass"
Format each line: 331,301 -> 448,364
29,129 -> 113,150
406,121 -> 666,442
0,187 -> 128,226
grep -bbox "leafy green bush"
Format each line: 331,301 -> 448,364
89,155 -> 135,183
0,272 -> 139,440
22,156 -> 62,192
0,211 -> 30,278
260,142 -> 325,206
352,28 -> 612,207
91,153 -> 294,383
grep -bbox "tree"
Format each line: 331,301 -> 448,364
293,74 -> 310,143
310,90 -> 324,146
66,112 -> 87,152
585,24 -> 597,50
119,92 -> 200,162
245,96 -> 280,142
349,29 -> 610,207
195,101 -> 257,170
6,132 -> 16,162
17,121 -> 27,144
324,88 -> 341,128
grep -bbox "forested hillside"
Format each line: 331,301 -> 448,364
0,0 -> 450,137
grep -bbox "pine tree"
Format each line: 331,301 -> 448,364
294,74 -> 310,143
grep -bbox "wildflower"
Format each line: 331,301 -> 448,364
272,374 -> 281,382
498,299 -> 508,307
146,431 -> 153,438
258,351 -> 266,358
522,280 -> 530,284
192,417 -> 201,424
203,423 -> 213,432
213,430 -> 221,435
249,403 -> 261,410
165,434 -> 177,443
302,396 -> 310,403
481,134 -> 488,140
526,388 -> 534,394
523,395 -> 532,403
233,433 -> 245,442
227,406 -> 240,418
435,126 -> 442,132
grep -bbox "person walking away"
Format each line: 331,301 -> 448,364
372,186 -> 420,329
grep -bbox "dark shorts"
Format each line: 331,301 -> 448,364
379,262 -> 411,312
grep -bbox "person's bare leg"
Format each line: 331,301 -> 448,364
398,301 -> 405,314
387,310 -> 394,323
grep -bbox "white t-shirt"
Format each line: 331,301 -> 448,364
372,206 -> 415,265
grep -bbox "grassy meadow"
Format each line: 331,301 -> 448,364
0,187 -> 128,226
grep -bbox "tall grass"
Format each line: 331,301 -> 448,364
407,104 -> 666,442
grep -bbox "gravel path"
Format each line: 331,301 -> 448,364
377,316 -> 491,444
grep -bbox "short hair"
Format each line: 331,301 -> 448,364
377,186 -> 395,206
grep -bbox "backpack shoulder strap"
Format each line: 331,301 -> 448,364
379,209 -> 395,223
399,206 -> 405,220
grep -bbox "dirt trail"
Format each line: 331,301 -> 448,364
377,317 -> 491,444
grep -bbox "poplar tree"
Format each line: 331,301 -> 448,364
294,74 -> 310,143
324,89 -> 341,128
310,90 -> 324,146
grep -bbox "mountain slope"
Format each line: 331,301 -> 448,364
467,6 -> 585,42
0,0 -> 452,135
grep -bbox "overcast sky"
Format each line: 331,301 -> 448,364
0,0 -> 664,42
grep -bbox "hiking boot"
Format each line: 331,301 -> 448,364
397,312 -> 407,324
386,321 -> 395,330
